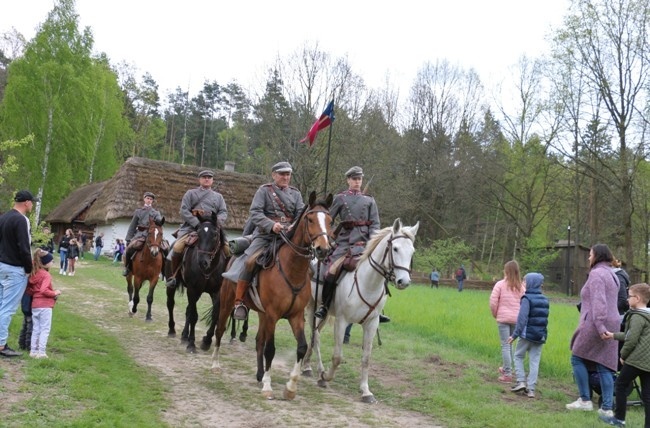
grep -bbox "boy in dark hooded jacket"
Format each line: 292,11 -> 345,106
508,272 -> 549,398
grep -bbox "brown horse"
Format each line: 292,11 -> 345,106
126,217 -> 164,321
212,191 -> 332,400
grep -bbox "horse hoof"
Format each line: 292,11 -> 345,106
361,394 -> 377,404
302,369 -> 312,377
145,318 -> 153,323
128,311 -> 134,318
262,391 -> 274,400
186,347 -> 197,354
229,337 -> 236,344
199,343 -> 210,351
168,332 -> 176,338
239,333 -> 247,343
283,388 -> 296,400
317,379 -> 328,388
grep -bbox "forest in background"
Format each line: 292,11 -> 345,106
2,0 -> 650,283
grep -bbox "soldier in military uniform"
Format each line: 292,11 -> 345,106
165,170 -> 228,288
314,166 -> 389,322
122,192 -> 164,276
230,161 -> 304,320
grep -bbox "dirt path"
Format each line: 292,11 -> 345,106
61,267 -> 440,428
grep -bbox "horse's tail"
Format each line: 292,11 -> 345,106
201,305 -> 214,327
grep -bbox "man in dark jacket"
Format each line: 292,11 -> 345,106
0,190 -> 37,357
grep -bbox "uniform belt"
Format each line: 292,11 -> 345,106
270,216 -> 293,223
137,226 -> 148,231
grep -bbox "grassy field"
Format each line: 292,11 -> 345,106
0,259 -> 646,427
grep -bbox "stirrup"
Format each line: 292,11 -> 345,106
314,305 -> 328,320
233,302 -> 248,321
166,277 -> 176,288
122,268 -> 129,277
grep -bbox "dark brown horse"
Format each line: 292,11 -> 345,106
212,191 -> 332,400
126,217 -> 164,321
166,211 -> 229,353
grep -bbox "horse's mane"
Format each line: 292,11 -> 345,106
359,222 -> 415,264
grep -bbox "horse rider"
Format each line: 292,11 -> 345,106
165,170 -> 228,289
227,161 -> 304,321
314,166 -> 390,323
122,192 -> 164,276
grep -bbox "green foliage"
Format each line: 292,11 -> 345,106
414,237 -> 474,277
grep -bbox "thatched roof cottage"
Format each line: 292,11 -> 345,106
45,157 -> 267,255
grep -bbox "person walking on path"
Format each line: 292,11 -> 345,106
455,264 -> 467,292
0,190 -> 37,357
430,268 -> 440,288
489,260 -> 524,383
93,233 -> 104,261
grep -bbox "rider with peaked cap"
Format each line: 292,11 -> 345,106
122,191 -> 164,276
165,170 -> 228,288
229,161 -> 304,320
314,166 -> 389,322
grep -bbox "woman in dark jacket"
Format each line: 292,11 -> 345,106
58,229 -> 73,275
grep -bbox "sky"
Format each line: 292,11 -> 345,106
2,0 -> 571,101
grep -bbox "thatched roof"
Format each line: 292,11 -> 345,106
44,181 -> 107,223
82,157 -> 266,229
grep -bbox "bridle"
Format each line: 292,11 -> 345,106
353,232 -> 414,324
194,221 -> 222,278
145,224 -> 163,254
279,207 -> 331,259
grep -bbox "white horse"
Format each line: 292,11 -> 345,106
303,218 -> 419,403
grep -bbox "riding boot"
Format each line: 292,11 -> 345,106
379,314 -> 391,323
233,279 -> 250,320
314,274 -> 337,319
122,247 -> 133,276
165,249 -> 184,288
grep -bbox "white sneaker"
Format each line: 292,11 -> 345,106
59,269 -> 64,275
598,409 -> 614,418
566,398 -> 593,411
36,353 -> 48,359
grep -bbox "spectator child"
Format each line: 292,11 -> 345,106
508,272 -> 549,398
601,283 -> 650,427
430,268 -> 440,288
26,249 -> 61,358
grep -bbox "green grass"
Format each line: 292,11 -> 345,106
0,260 -> 647,427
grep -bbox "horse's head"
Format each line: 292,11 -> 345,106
294,191 -> 333,261
364,218 -> 419,290
147,217 -> 164,257
196,211 -> 221,271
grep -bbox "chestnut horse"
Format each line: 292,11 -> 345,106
126,217 -> 165,321
212,191 -> 332,400
166,212 -> 229,353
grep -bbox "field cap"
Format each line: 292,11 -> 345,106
345,166 -> 364,178
143,192 -> 156,199
272,162 -> 292,173
14,190 -> 39,202
198,170 -> 215,178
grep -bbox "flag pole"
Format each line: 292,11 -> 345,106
323,99 -> 334,194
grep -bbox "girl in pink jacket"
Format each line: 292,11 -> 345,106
26,249 -> 61,358
489,260 -> 525,383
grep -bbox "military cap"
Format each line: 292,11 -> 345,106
345,166 -> 364,178
272,161 -> 293,173
14,190 -> 39,202
143,192 -> 156,199
198,170 -> 215,178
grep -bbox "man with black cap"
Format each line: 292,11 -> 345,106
122,192 -> 165,276
314,166 -> 389,322
166,170 -> 228,288
230,161 -> 304,320
0,190 -> 37,357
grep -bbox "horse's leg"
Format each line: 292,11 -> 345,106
359,319 -> 380,403
240,317 -> 248,342
229,312 -> 237,344
200,293 -> 219,351
320,317 -> 347,386
180,304 -> 190,343
166,284 -> 176,337
126,276 -> 135,317
185,295 -> 198,353
257,314 -> 276,399
145,277 -> 157,322
284,313 -> 307,400
212,281 -> 235,371
301,307 -> 317,377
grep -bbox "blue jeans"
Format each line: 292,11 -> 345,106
571,354 -> 614,410
457,279 -> 464,291
59,249 -> 68,271
94,246 -> 102,261
497,323 -> 515,376
0,262 -> 28,346
514,338 -> 544,391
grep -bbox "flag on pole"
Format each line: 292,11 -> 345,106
300,99 -> 335,147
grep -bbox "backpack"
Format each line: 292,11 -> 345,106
456,268 -> 463,278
